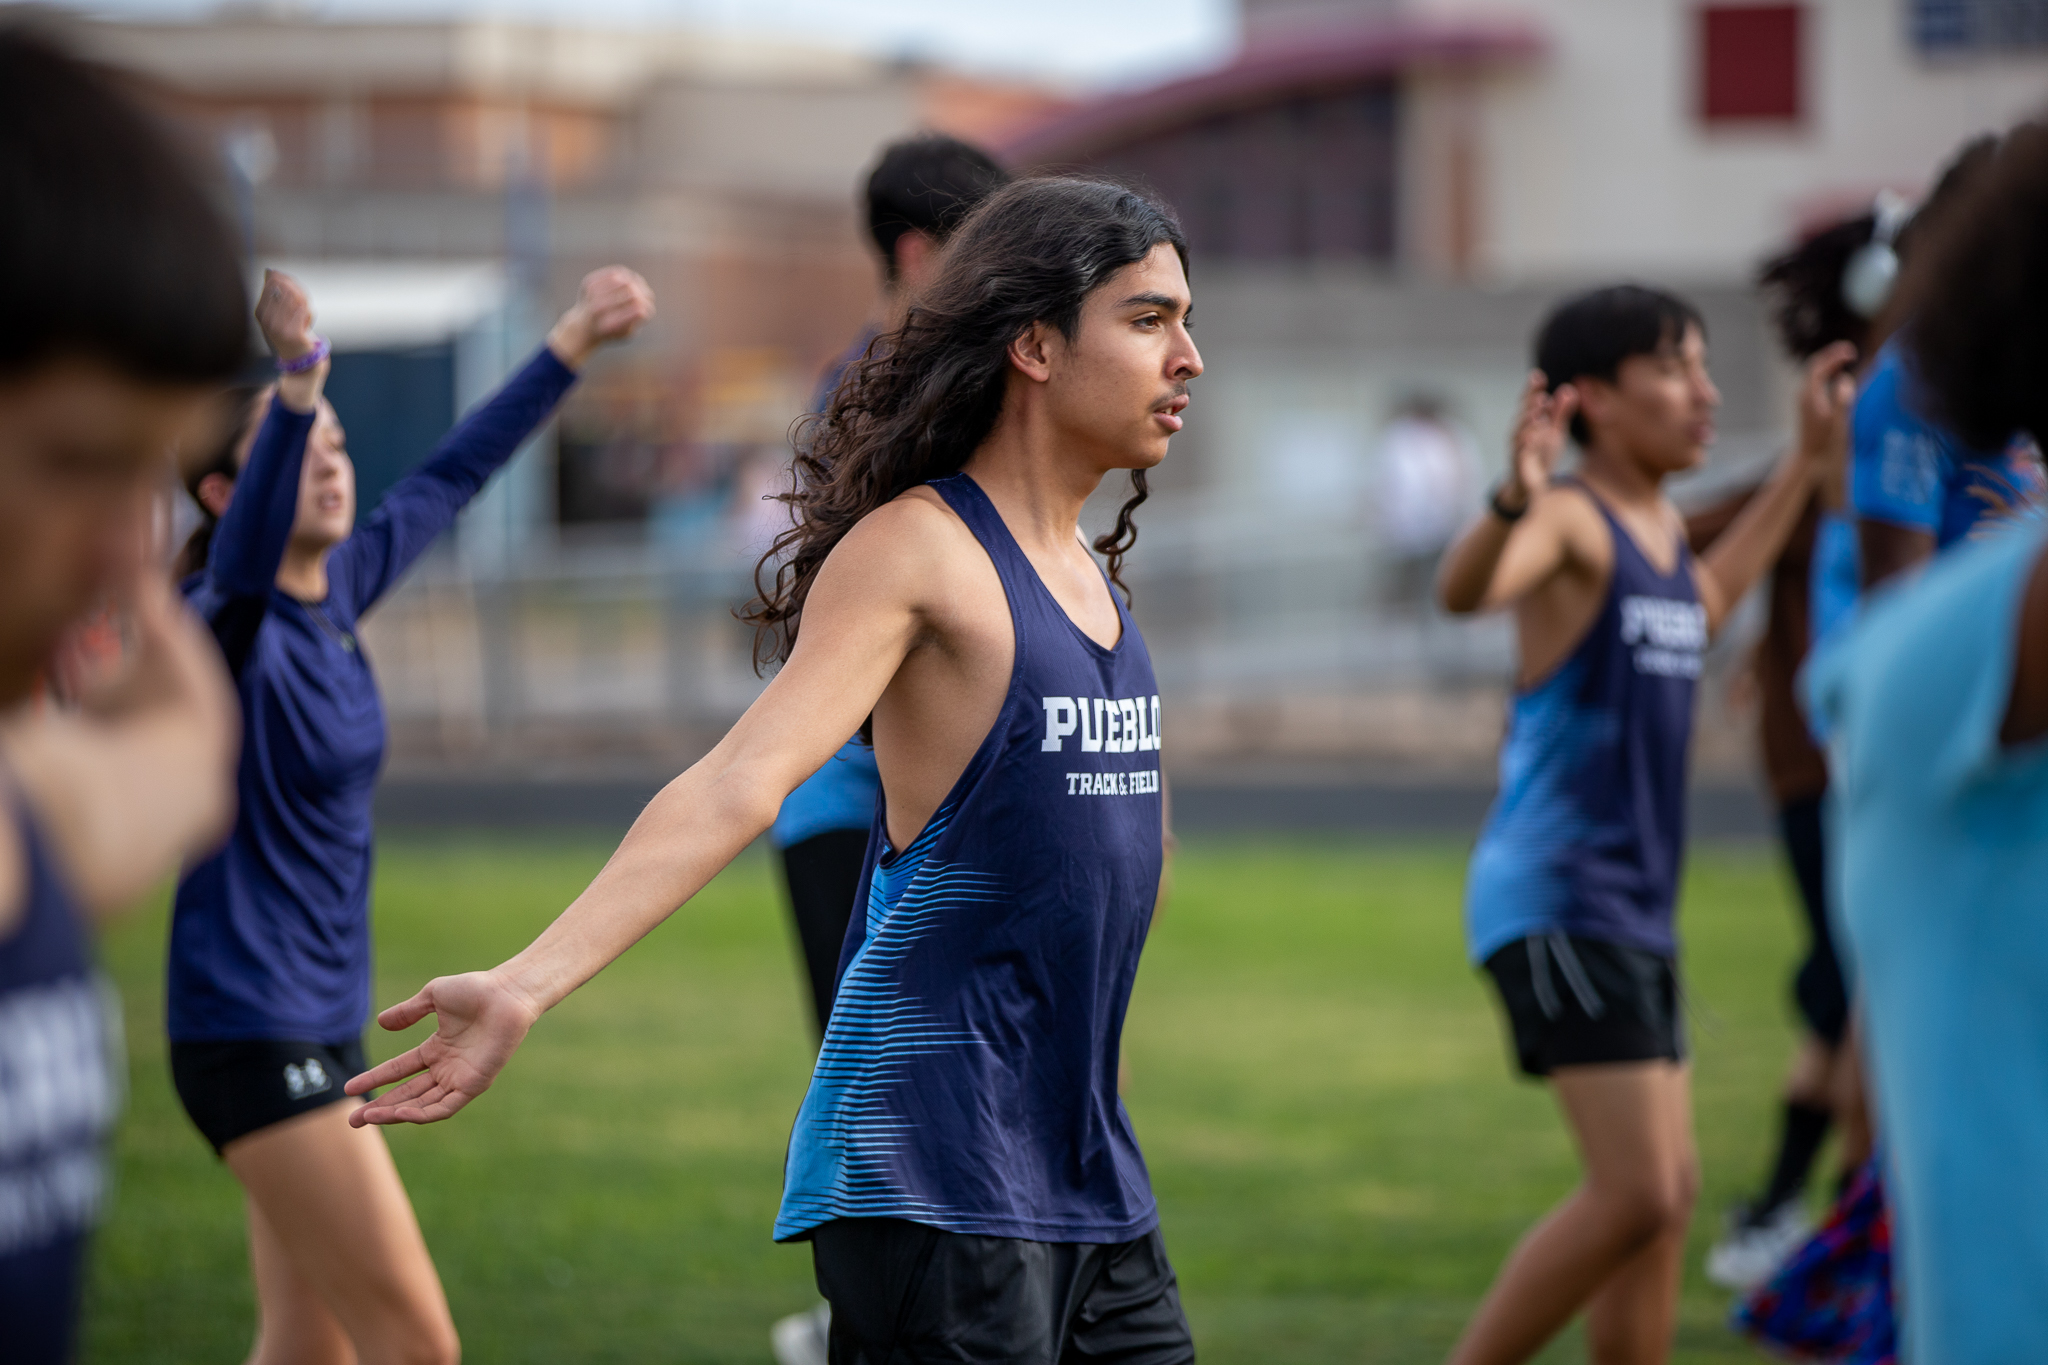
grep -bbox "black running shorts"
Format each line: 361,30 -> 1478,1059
171,1036 -> 368,1155
810,1217 -> 1195,1365
1483,934 -> 1686,1078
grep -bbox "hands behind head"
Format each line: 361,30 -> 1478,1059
1796,341 -> 1860,481
546,266 -> 657,371
1503,371 -> 1579,510
254,268 -> 320,363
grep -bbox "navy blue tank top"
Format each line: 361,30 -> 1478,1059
0,791 -> 119,1365
775,473 -> 1166,1244
1465,484 -> 1704,963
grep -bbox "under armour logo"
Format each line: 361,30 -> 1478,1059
284,1059 -> 331,1100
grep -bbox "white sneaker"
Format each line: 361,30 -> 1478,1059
1706,1200 -> 1813,1291
771,1302 -> 831,1365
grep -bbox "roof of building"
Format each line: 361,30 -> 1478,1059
1001,15 -> 1547,164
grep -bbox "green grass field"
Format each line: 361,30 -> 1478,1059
83,835 -> 1806,1363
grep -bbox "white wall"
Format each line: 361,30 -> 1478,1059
1412,0 -> 2048,281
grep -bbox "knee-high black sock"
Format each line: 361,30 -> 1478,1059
1757,1101 -> 1832,1216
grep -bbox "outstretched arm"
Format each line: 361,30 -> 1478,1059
4,570 -> 238,923
333,267 -> 654,613
1437,373 -> 1581,614
345,503 -> 934,1125
204,270 -> 327,644
1694,342 -> 1857,634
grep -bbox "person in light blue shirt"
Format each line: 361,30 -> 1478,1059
1805,119 -> 2048,1363
1806,521 -> 2048,1360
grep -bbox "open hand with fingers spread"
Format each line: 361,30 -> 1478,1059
545,266 -> 657,371
345,969 -> 544,1126
1499,370 -> 1579,516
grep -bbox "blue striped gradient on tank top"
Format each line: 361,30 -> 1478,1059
775,802 -> 1006,1233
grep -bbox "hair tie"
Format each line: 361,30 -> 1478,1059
277,336 -> 331,374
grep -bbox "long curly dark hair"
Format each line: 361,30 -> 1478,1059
743,176 -> 1188,669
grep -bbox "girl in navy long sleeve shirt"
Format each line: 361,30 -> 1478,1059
168,266 -> 653,1365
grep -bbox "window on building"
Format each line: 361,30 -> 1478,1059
1912,0 -> 2048,52
1699,4 -> 1803,123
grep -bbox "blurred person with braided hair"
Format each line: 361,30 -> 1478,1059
1801,118 -> 2048,1363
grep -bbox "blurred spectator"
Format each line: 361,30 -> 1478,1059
1373,394 -> 1480,611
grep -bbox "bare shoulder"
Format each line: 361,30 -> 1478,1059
1538,482 -> 1614,571
821,487 -> 985,588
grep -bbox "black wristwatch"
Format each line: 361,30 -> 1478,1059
1489,481 -> 1531,523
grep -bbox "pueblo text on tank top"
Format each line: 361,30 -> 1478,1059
1464,483 -> 1704,964
0,792 -> 120,1363
775,473 -> 1166,1244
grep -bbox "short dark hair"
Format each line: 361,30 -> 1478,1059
864,135 -> 1009,281
0,27 -> 247,384
1758,213 -> 1875,361
1535,285 -> 1705,446
1904,121 -> 2048,449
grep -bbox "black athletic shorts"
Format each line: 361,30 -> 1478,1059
779,828 -> 869,1038
170,1036 -> 367,1155
1483,934 -> 1686,1078
811,1218 -> 1195,1365
1780,795 -> 1849,1045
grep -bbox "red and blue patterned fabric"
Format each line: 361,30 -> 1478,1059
1734,1157 -> 1894,1364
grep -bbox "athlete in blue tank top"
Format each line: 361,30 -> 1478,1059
348,177 -> 1201,1362
0,789 -> 117,1365
0,594 -> 237,1365
1436,285 -> 1853,1365
777,472 -> 1164,1242
161,265 -> 654,1365
0,34 -> 248,1359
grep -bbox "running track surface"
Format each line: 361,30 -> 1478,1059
374,777 -> 1772,838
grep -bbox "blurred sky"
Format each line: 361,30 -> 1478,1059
60,0 -> 1241,86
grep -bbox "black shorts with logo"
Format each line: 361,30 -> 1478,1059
811,1217 -> 1195,1365
1483,934 -> 1686,1078
170,1036 -> 367,1155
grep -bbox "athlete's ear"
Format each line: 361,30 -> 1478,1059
1007,321 -> 1055,384
196,471 -> 235,518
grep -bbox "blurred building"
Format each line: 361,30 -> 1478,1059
42,2 -> 2048,780
65,11 -> 1066,557
1010,0 -> 2048,502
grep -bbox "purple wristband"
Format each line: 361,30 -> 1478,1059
276,336 -> 331,374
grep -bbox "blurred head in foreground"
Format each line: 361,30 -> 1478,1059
865,134 -> 1010,298
751,176 -> 1192,663
1536,284 -> 1718,476
1902,121 -> 2048,450
0,26 -> 246,705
